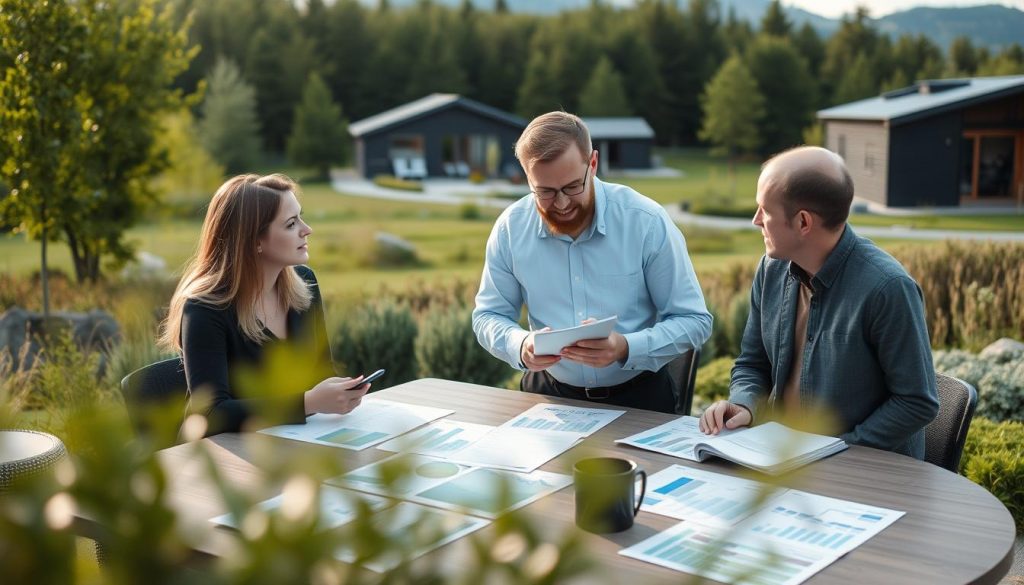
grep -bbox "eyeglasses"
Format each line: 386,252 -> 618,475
530,153 -> 594,201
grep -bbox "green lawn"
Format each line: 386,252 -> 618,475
1,149 -> 1005,306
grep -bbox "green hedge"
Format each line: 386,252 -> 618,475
414,305 -> 512,387
333,299 -> 419,390
960,417 -> 1024,531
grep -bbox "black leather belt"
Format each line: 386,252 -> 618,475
547,369 -> 657,401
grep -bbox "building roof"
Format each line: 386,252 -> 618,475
348,93 -> 527,137
583,117 -> 655,140
817,75 -> 1024,126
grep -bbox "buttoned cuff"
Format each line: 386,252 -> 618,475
508,328 -> 530,371
729,393 -> 760,424
621,331 -> 646,370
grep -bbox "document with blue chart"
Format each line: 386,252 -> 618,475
376,419 -> 495,458
209,484 -> 390,530
622,479 -> 903,585
641,464 -> 785,527
257,398 -> 453,450
326,453 -> 572,519
616,416 -> 847,475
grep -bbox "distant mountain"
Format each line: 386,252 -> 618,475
876,5 -> 1024,50
369,0 -> 1024,50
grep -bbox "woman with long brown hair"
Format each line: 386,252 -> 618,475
161,173 -> 367,435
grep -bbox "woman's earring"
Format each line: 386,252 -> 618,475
257,246 -> 262,254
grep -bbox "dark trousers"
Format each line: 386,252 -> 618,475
520,366 -> 678,414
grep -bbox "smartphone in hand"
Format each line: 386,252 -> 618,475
356,368 -> 386,387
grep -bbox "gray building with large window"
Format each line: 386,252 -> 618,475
818,75 -> 1024,208
348,93 -> 527,180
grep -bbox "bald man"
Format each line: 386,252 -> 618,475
699,146 -> 938,459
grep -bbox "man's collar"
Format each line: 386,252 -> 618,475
792,224 -> 856,289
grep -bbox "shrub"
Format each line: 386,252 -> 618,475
892,241 -> 1024,350
415,305 -> 512,387
333,299 -> 418,390
725,291 -> 750,357
701,304 -> 728,364
960,417 -> 1024,530
693,356 -> 733,414
372,174 -> 423,192
933,348 -> 1024,423
689,202 -> 759,218
459,202 -> 481,220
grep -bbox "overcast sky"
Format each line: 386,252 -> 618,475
786,0 -> 1024,18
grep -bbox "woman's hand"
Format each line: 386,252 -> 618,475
304,376 -> 369,415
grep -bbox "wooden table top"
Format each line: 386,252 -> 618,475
142,378 -> 1016,584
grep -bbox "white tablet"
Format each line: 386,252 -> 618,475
533,316 -> 619,356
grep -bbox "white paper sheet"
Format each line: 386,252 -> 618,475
533,315 -> 618,355
333,502 -> 489,573
621,488 -> 904,585
257,399 -> 453,450
445,427 -> 584,472
504,403 -> 625,436
376,419 -> 495,457
327,453 -> 572,519
209,485 -> 389,530
640,465 -> 782,527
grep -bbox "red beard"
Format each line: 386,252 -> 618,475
536,194 -> 595,236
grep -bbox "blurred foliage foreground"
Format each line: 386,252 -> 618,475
0,335 -> 597,585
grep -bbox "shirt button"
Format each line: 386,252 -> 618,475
574,276 -> 580,281
807,335 -> 813,342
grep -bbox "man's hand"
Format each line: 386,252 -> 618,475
521,328 -> 561,371
561,330 -> 629,369
699,400 -> 752,435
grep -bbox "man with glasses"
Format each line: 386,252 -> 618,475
699,146 -> 938,458
472,111 -> 712,412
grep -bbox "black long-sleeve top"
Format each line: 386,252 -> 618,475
181,265 -> 335,435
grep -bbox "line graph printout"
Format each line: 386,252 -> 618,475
376,420 -> 495,458
641,465 -> 783,527
504,403 -> 624,436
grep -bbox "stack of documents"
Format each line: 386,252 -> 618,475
616,417 -> 847,475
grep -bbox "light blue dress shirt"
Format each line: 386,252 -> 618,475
472,178 -> 713,388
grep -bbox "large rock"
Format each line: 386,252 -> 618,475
0,306 -> 121,371
979,338 -> 1024,363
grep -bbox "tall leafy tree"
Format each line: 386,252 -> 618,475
700,55 -> 764,171
577,56 -> 633,117
66,0 -> 196,283
833,52 -> 877,104
822,7 -> 880,104
948,36 -> 979,76
635,0 -> 690,144
199,59 -> 262,173
0,0 -> 88,314
608,24 -> 666,133
760,0 -> 790,37
744,36 -> 816,156
246,25 -> 301,153
287,73 -> 349,181
792,22 -> 825,81
678,0 -> 726,143
516,29 -> 564,119
722,6 -> 755,55
1,0 -> 195,288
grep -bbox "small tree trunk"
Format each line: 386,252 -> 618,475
40,224 -> 51,322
